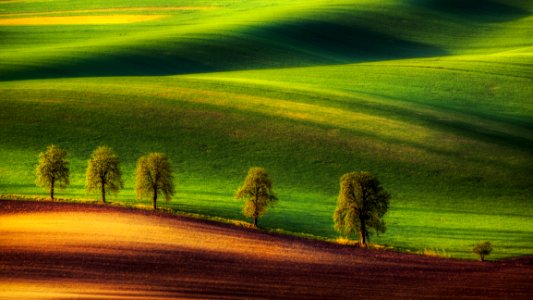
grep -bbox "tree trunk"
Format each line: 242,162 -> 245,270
480,255 -> 485,262
253,192 -> 259,227
359,217 -> 367,247
152,189 -> 157,210
359,186 -> 367,247
50,177 -> 55,200
359,229 -> 367,247
101,180 -> 106,204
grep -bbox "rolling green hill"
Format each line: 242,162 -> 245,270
0,0 -> 532,259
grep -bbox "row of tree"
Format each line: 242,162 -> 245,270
36,145 -> 173,210
35,144 -> 390,246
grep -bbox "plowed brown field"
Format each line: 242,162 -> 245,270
0,200 -> 531,299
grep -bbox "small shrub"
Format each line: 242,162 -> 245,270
473,241 -> 492,261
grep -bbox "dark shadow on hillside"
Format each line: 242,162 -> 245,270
409,0 -> 530,22
430,118 -> 533,153
0,20 -> 446,81
240,20 -> 447,63
0,51 -> 214,82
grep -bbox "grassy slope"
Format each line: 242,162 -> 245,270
0,0 -> 531,259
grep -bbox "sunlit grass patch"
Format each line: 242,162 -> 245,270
335,237 -> 358,246
0,14 -> 166,26
419,248 -> 451,258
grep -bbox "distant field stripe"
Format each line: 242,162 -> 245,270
373,63 -> 533,80
0,15 -> 167,25
0,6 -> 219,16
183,75 -> 532,137
51,81 -> 431,142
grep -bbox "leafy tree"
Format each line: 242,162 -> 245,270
473,241 -> 493,262
35,144 -> 70,200
333,172 -> 390,247
235,167 -> 277,227
85,146 -> 124,203
135,152 -> 174,210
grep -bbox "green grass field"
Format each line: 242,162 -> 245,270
0,0 -> 532,259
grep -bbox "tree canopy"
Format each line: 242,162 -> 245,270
333,171 -> 390,247
235,167 -> 277,227
35,144 -> 70,200
473,241 -> 493,262
135,152 -> 174,210
86,146 -> 123,203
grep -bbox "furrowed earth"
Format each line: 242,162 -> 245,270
1,200 -> 532,299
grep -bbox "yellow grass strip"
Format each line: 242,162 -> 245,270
0,14 -> 166,25
0,6 -> 218,16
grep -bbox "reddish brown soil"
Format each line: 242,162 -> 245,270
0,200 -> 532,299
